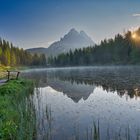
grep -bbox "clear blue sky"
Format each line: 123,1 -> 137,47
0,0 -> 140,49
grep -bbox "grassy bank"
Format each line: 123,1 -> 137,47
0,79 -> 36,140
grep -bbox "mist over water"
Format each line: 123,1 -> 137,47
22,66 -> 140,140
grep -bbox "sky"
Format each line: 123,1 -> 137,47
0,0 -> 140,49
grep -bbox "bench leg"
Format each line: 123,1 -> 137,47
16,72 -> 20,80
7,71 -> 10,81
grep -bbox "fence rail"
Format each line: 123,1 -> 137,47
0,70 -> 20,81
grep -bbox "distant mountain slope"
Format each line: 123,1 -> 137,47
27,47 -> 46,55
27,28 -> 95,57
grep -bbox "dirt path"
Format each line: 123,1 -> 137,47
0,79 -> 7,86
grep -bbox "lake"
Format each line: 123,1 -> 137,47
22,66 -> 140,140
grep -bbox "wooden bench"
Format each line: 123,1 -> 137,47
7,70 -> 21,81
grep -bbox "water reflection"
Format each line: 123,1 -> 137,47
22,66 -> 140,101
22,67 -> 140,140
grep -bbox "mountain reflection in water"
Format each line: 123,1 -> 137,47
22,66 -> 140,101
21,66 -> 140,140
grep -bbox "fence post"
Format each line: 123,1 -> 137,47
16,72 -> 20,80
7,70 -> 10,81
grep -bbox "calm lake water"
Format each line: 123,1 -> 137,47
22,66 -> 140,140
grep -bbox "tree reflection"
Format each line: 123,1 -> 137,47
22,66 -> 140,100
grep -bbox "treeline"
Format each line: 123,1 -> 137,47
0,38 -> 46,66
48,28 -> 140,66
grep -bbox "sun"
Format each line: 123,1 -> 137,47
131,32 -> 140,44
132,33 -> 137,39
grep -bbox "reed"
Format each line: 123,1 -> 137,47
0,79 -> 36,140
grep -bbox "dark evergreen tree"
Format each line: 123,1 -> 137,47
0,38 -> 47,66
48,28 -> 140,66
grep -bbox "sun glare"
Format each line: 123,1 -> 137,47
131,32 -> 140,42
132,33 -> 137,39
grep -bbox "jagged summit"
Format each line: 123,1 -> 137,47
27,28 -> 95,57
69,28 -> 78,33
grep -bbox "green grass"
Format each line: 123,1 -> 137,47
0,79 -> 36,140
0,79 -> 32,95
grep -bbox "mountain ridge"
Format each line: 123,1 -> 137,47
27,28 -> 95,57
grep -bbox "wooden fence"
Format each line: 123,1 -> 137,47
0,70 -> 20,81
